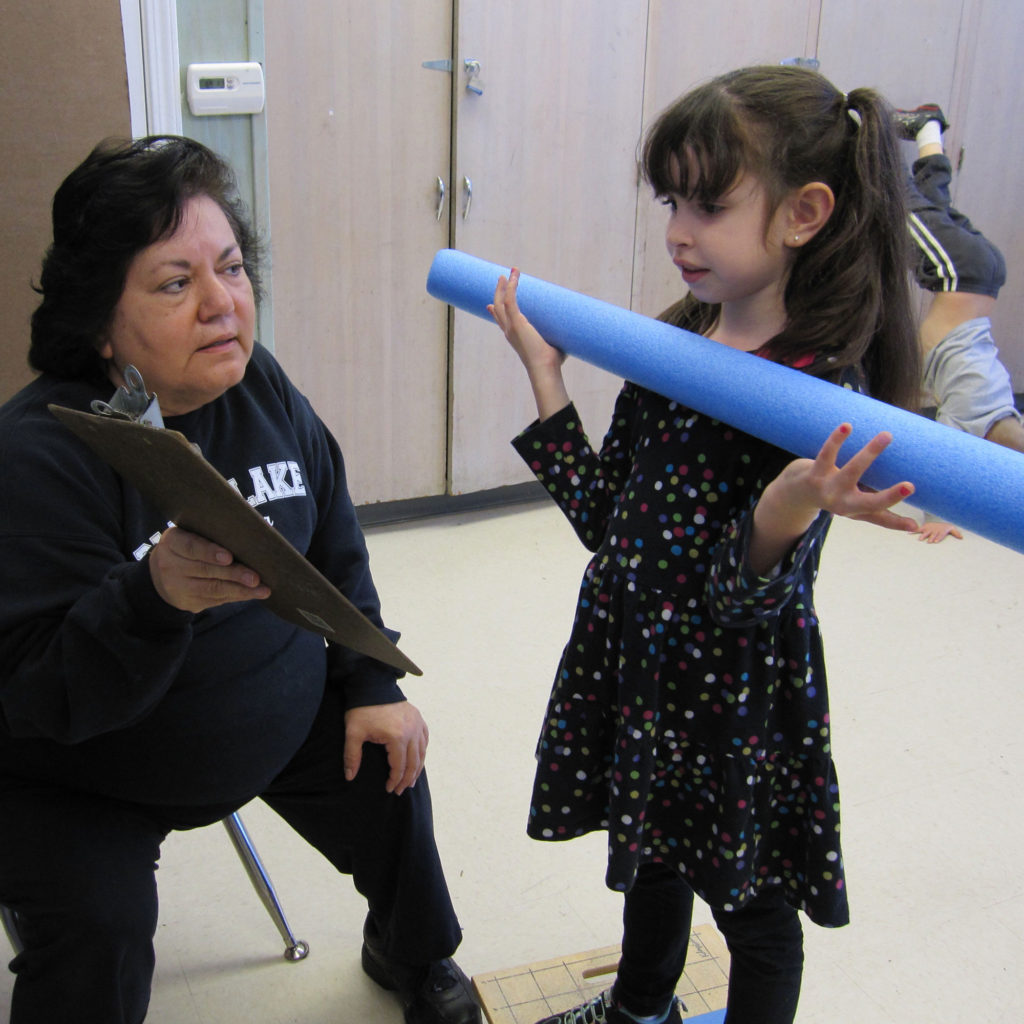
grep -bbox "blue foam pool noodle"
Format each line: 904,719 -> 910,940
427,248 -> 1024,556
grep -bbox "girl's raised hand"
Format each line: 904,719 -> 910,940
751,424 -> 920,574
488,267 -> 571,422
488,268 -> 566,372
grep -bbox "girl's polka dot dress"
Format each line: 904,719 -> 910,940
512,382 -> 849,928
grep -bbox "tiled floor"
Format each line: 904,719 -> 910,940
2,500 -> 1021,1022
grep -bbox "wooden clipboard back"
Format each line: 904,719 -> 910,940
49,404 -> 422,676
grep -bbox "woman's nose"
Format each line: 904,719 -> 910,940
198,273 -> 234,318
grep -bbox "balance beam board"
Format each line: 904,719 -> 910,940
471,925 -> 729,1023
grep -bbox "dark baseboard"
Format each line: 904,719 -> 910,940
357,480 -> 547,528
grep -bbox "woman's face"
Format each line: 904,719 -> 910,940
98,194 -> 256,416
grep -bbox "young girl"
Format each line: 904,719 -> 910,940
488,66 -> 922,1024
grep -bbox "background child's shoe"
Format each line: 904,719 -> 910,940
894,103 -> 949,140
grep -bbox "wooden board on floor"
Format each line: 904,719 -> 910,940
472,924 -> 729,1023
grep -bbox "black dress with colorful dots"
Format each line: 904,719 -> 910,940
512,382 -> 849,928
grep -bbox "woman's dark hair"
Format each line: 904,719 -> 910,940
29,135 -> 264,379
641,65 -> 920,410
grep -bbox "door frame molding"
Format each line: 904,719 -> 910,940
120,0 -> 183,136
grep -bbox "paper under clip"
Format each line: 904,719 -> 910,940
90,364 -> 164,427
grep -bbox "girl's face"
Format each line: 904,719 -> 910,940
98,195 -> 256,416
662,160 -> 795,339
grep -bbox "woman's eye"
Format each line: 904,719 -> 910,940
700,202 -> 724,215
659,196 -> 678,211
161,278 -> 188,294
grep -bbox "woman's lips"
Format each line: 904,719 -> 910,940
199,336 -> 237,352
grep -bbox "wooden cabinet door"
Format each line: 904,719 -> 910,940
264,1 -> 452,505
448,1 -> 649,494
814,0 -> 964,102
631,0 -> 821,319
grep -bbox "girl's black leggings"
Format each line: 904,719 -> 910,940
613,862 -> 804,1023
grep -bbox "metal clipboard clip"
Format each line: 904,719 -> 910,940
90,364 -> 164,428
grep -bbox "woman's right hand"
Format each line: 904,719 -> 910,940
148,525 -> 270,612
488,267 -> 571,420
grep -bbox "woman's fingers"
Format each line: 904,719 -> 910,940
149,526 -> 270,612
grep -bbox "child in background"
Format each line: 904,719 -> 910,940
895,102 -> 1022,542
488,66 -> 922,1024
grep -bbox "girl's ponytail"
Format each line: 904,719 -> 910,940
839,88 -> 921,409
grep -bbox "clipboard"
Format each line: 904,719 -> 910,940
49,403 -> 421,677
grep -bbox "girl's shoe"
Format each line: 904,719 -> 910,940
533,989 -> 683,1024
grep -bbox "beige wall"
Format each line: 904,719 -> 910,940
0,2 -> 131,403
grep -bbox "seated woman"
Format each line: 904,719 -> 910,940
0,136 -> 481,1024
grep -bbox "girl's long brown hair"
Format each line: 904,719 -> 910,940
642,65 -> 920,410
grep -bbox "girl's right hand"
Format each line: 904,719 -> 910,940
488,267 -> 566,373
488,267 -> 571,421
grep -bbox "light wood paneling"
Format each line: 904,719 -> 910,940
264,1 -> 452,504
449,1 -> 650,493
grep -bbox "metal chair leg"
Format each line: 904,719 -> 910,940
3,816 -> 307,963
222,812 -> 309,961
1,903 -> 23,955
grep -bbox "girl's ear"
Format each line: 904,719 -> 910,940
783,182 -> 835,248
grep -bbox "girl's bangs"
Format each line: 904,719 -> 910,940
645,99 -> 746,203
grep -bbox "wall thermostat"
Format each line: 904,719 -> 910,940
186,62 -> 265,116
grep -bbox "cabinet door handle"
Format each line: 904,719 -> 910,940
462,176 -> 472,219
464,59 -> 483,95
436,176 -> 445,221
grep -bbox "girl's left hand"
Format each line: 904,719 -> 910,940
771,423 -> 920,531
751,424 -> 919,574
